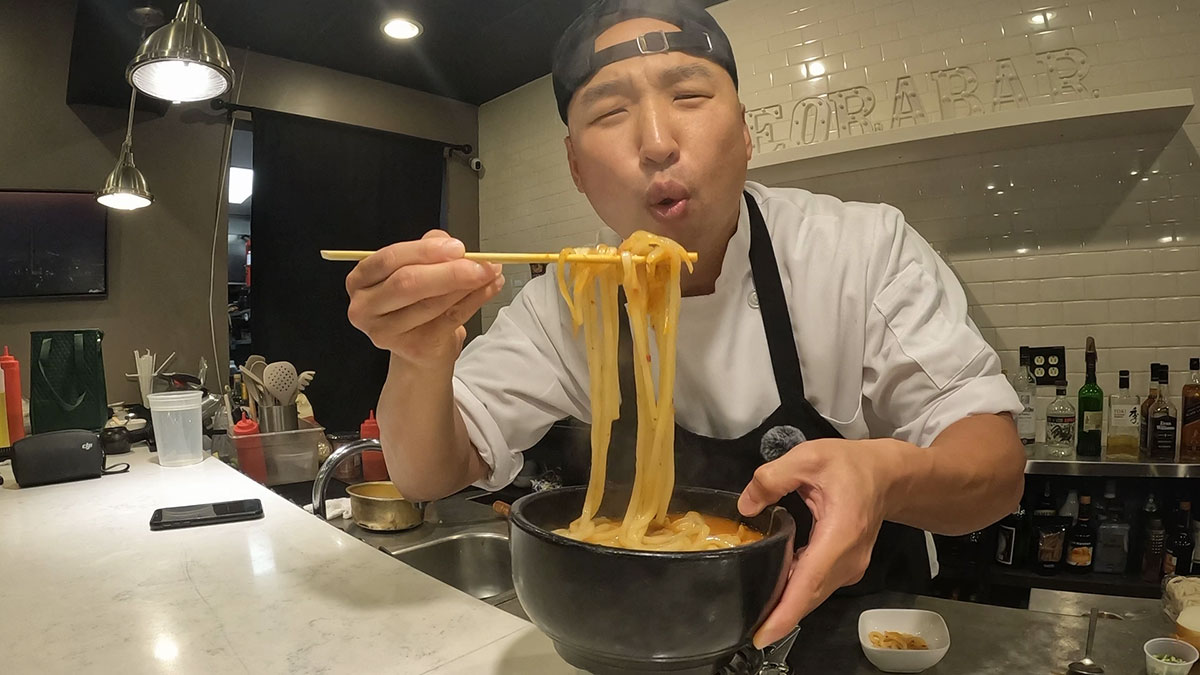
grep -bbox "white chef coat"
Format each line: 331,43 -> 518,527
452,181 -> 1022,572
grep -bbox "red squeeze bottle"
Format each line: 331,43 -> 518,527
360,410 -> 388,482
233,412 -> 267,484
1,346 -> 24,443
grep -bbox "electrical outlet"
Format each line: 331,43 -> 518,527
1028,346 -> 1067,386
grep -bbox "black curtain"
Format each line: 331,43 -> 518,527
251,110 -> 446,432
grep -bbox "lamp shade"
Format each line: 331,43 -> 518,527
96,142 -> 153,210
126,0 -> 233,102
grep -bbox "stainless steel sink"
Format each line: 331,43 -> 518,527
391,531 -> 516,606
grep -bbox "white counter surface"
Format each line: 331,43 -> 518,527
0,447 -> 577,674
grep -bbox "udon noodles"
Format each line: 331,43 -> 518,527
551,231 -> 762,551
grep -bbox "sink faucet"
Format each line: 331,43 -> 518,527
312,438 -> 381,519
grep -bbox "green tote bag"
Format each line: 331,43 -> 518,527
29,329 -> 109,433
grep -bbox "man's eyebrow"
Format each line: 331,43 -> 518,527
657,63 -> 715,87
577,79 -> 630,109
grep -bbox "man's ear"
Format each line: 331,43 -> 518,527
741,103 -> 753,162
564,134 -> 586,194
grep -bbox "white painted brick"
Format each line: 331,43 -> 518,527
1180,272 -> 1200,296
1153,247 -> 1200,272
973,303 -> 1019,327
1018,302 -> 1064,326
1062,300 -> 1110,324
845,44 -> 884,68
865,58 -> 909,83
881,36 -> 924,60
874,0 -> 917,26
824,33 -> 864,57
1110,298 -> 1161,323
803,20 -> 842,42
787,41 -> 826,64
1030,27 -> 1077,53
771,63 -> 811,86
960,20 -> 1005,44
1116,16 -> 1166,41
987,34 -> 1033,60
791,76 -> 831,98
829,67 -> 869,90
1039,277 -> 1087,301
1158,297 -> 1200,322
921,27 -> 964,53
839,10 -> 878,35
945,42 -> 988,67
993,279 -> 1041,303
860,23 -> 901,46
753,51 -> 790,74
904,51 -> 950,75
1072,21 -> 1120,45
896,15 -> 929,39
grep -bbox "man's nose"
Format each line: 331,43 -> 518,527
638,99 -> 679,169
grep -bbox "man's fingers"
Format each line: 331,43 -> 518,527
352,259 -> 501,319
346,232 -> 467,290
431,274 -> 506,332
751,522 -> 848,647
738,446 -> 818,516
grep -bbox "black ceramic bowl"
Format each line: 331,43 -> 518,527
510,486 -> 795,675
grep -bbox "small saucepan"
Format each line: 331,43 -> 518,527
345,481 -> 426,531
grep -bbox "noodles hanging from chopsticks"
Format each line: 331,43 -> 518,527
551,232 -> 762,552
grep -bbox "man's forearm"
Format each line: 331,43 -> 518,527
882,413 -> 1026,536
376,354 -> 488,502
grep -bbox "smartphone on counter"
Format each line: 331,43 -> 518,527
150,498 -> 264,531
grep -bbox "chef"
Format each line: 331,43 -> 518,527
345,0 -> 1025,650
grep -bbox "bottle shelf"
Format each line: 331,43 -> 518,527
1025,459 -> 1200,479
988,564 -> 1162,598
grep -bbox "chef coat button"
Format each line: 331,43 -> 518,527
748,291 -> 759,309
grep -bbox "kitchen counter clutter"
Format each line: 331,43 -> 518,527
0,446 -> 1184,674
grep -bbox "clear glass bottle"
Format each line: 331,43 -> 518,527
1106,370 -> 1141,462
1181,357 -> 1200,463
1150,370 -> 1179,462
1012,346 -> 1038,452
1045,381 -> 1076,458
1059,488 -> 1080,525
1076,337 -> 1104,459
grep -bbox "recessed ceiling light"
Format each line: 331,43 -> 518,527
1029,11 -> 1055,25
807,61 -> 826,77
382,17 -> 422,40
1159,235 -> 1175,243
1016,247 -> 1030,254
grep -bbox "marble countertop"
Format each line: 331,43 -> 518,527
0,447 -> 578,674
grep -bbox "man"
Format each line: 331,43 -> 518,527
346,0 -> 1025,651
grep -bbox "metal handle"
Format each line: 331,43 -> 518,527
312,438 -> 381,518
1084,607 -> 1098,659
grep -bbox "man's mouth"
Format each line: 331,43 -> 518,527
647,181 -> 691,222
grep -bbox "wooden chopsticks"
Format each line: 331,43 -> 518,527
320,250 -> 699,264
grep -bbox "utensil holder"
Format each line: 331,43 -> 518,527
260,404 -> 299,433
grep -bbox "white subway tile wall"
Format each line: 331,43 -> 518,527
476,0 -> 1200,434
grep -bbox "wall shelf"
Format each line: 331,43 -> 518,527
988,565 -> 1161,599
747,89 -> 1195,185
1025,459 -> 1200,478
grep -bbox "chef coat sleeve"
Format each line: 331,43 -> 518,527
452,272 -> 590,490
861,205 -> 1022,448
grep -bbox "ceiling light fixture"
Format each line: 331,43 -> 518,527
96,87 -> 153,211
1029,11 -> 1055,25
127,0 -> 233,102
382,17 -> 423,40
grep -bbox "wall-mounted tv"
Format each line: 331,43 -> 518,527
0,190 -> 108,299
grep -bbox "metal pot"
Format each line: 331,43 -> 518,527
345,481 -> 426,531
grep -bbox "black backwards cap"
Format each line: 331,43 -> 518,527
551,0 -> 739,124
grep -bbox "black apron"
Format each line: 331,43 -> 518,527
593,191 -> 930,598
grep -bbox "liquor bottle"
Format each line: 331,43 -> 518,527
1150,370 -> 1179,462
1106,370 -> 1140,462
1013,347 -> 1037,452
1032,483 -> 1065,575
1141,364 -> 1162,460
1094,483 -> 1130,574
1130,492 -> 1160,576
1045,382 -> 1076,458
1076,337 -> 1103,459
996,501 -> 1029,567
1066,495 -> 1096,573
1142,515 -> 1166,583
1165,500 -> 1195,577
1181,358 -> 1200,463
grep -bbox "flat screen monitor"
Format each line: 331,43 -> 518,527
0,190 -> 108,299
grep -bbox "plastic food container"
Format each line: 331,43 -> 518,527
230,421 -> 329,486
1144,637 -> 1199,675
147,391 -> 204,467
